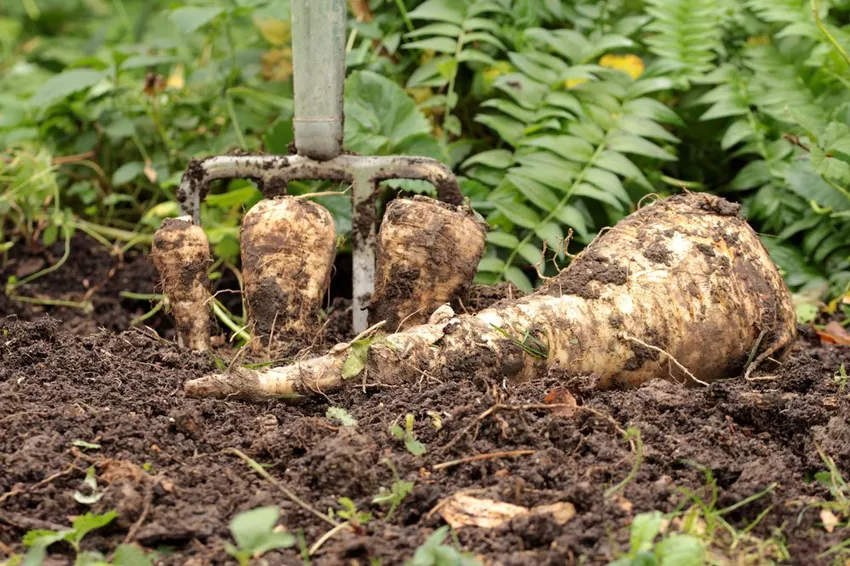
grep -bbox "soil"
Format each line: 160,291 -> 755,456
2,237 -> 850,566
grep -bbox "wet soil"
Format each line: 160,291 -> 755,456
1,242 -> 850,565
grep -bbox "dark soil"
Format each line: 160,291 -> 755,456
1,242 -> 850,565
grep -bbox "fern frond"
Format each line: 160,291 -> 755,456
464,28 -> 678,291
643,0 -> 723,82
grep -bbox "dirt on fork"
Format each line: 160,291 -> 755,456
0,304 -> 849,566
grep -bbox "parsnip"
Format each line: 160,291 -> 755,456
369,196 -> 488,331
241,196 -> 337,349
151,216 -> 212,352
184,193 -> 797,400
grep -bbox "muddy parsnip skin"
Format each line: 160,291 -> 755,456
184,193 -> 797,400
240,196 -> 337,348
369,196 -> 488,331
151,216 -> 212,352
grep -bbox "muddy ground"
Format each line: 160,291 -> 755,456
1,238 -> 849,565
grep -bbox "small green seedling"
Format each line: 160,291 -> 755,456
326,406 -> 358,427
224,506 -> 295,566
21,511 -> 118,565
607,511 -> 705,566
834,364 -> 848,393
333,497 -> 372,526
391,414 -> 426,456
74,466 -> 105,506
372,460 -> 414,521
403,526 -> 482,566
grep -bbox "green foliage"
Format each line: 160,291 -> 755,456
20,511 -> 118,565
3,0 -> 850,327
326,406 -> 358,427
404,526 -> 482,566
332,497 -> 373,526
373,459 -> 415,521
607,511 -> 705,566
390,413 -> 427,456
224,506 -> 295,566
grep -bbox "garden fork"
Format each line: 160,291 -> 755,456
175,0 -> 462,334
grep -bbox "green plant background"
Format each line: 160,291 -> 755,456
2,0 -> 849,323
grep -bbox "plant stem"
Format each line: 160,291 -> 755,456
212,299 -> 251,342
74,220 -> 153,245
811,0 -> 850,68
394,0 -> 414,32
225,91 -> 248,150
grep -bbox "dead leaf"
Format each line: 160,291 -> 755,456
438,494 -> 575,530
15,257 -> 45,278
816,323 -> 850,346
821,508 -> 840,533
544,387 -> 578,417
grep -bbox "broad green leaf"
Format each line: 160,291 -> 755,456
517,242 -> 543,265
492,73 -> 549,109
480,99 -> 536,123
509,175 -> 560,211
630,511 -> 663,554
608,134 -> 676,161
170,6 -> 224,34
120,55 -> 177,70
457,49 -> 498,65
405,438 -> 427,456
403,37 -> 458,53
493,201 -> 541,228
462,149 -> 513,170
821,121 -> 850,161
230,506 -> 279,552
786,161 -> 850,211
553,206 -> 589,239
545,92 -> 582,116
478,256 -> 506,273
71,511 -> 117,546
585,168 -> 630,203
344,71 -> 431,155
655,534 -> 705,566
622,98 -> 683,126
486,232 -> 520,248
811,147 -> 850,185
504,266 -> 533,293
573,183 -> 624,210
463,32 -> 507,51
407,0 -> 465,24
112,162 -> 144,186
250,531 -> 296,556
627,77 -> 675,98
615,115 -> 679,143
701,98 -> 748,121
31,68 -> 105,107
508,52 -> 558,84
522,135 -> 595,162
721,120 -> 754,150
475,114 -> 525,145
728,160 -> 772,191
404,22 -> 462,38
596,150 -> 651,189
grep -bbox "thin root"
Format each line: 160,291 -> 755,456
618,332 -> 710,387
433,450 -> 536,471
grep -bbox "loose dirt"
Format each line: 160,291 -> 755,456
1,242 -> 849,565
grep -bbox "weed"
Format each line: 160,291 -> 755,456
224,506 -> 295,566
331,497 -> 372,527
835,364 -> 848,393
19,511 -> 119,564
404,526 -> 481,566
607,511 -> 705,566
391,413 -> 426,456
372,460 -> 414,521
489,324 -> 549,359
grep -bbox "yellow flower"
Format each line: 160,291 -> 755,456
564,78 -> 589,89
254,16 -> 290,46
166,64 -> 185,91
599,54 -> 644,80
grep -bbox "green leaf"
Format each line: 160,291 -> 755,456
407,0 -> 465,24
522,135 -> 595,163
493,201 -> 541,228
596,150 -> 651,189
341,338 -> 371,379
622,98 -> 683,126
326,407 -> 357,427
250,531 -> 296,557
721,120 -> 754,150
630,511 -> 663,554
486,232 -> 520,249
229,506 -> 279,552
112,544 -> 153,566
462,150 -> 513,170
403,37 -> 458,53
405,438 -> 427,456
31,68 -> 105,107
112,162 -> 144,186
517,242 -> 543,265
509,175 -> 560,211
344,71 -> 431,155
169,6 -> 224,34
478,256 -> 506,273
728,160 -> 772,191
535,222 -> 565,251
608,135 -> 676,161
70,511 -> 117,547
475,114 -> 525,145
811,147 -> 850,185
655,534 -> 705,566
615,115 -> 679,143
504,267 -> 533,293
786,161 -> 850,212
